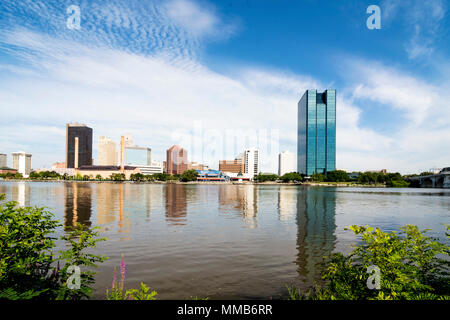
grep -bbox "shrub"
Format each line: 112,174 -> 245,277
386,180 -> 410,188
288,224 -> 450,300
0,194 -> 107,300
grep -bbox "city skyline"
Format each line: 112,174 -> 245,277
1,0 -> 449,174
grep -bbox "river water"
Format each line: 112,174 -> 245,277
0,181 -> 449,299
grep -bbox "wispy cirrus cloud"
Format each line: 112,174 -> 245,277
381,0 -> 447,59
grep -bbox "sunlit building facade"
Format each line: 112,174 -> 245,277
98,136 -> 117,166
12,151 -> 32,177
166,145 -> 188,175
297,90 -> 336,176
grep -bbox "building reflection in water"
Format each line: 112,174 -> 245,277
64,182 -> 92,230
219,184 -> 258,228
96,183 -> 131,238
278,186 -> 296,221
165,184 -> 187,226
11,182 -> 30,207
295,187 -> 336,284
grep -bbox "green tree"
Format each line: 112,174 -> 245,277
326,170 -> 350,182
180,170 -> 199,182
13,172 -> 23,179
311,173 -> 325,182
130,173 -> 145,181
110,173 -> 125,181
95,174 -> 102,181
29,171 -> 40,179
280,172 -> 303,183
254,173 -> 279,182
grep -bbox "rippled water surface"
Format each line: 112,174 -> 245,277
0,181 -> 449,299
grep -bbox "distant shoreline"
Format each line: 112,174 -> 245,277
0,178 -> 387,187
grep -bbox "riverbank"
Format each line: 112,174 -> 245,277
0,178 -> 388,187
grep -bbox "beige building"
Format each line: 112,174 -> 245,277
0,154 -> 7,168
98,136 -> 117,166
219,159 -> 244,173
12,151 -> 32,177
52,162 -> 67,169
124,134 -> 133,147
188,162 -> 209,171
77,165 -> 141,180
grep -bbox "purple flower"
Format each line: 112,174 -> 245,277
112,267 -> 117,289
120,254 -> 125,290
120,255 -> 125,280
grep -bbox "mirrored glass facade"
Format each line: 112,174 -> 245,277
125,146 -> 151,166
297,90 -> 336,175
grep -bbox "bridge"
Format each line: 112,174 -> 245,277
408,167 -> 450,188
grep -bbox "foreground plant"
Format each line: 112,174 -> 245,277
106,255 -> 157,300
288,224 -> 450,300
0,194 -> 108,300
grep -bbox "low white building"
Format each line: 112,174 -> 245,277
278,150 -> 296,176
135,161 -> 164,175
12,151 -> 32,177
36,167 -> 76,176
222,171 -> 252,181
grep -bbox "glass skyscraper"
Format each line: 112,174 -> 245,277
297,89 -> 336,176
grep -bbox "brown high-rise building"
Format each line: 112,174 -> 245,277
166,145 -> 188,175
219,159 -> 244,173
66,123 -> 93,168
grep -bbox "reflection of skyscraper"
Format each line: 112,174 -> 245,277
64,182 -> 92,229
278,186 -> 296,221
218,185 -> 258,228
295,188 -> 336,284
11,182 -> 30,207
165,184 -> 187,226
96,183 -> 120,226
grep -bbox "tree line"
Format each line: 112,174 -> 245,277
254,170 -> 411,187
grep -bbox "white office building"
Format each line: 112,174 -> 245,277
278,150 -> 296,176
136,161 -> 164,175
244,148 -> 259,179
12,151 -> 32,177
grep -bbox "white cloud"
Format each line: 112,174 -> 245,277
381,0 -> 447,59
0,0 -> 449,175
336,58 -> 450,173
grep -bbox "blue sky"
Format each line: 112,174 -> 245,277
0,0 -> 449,173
